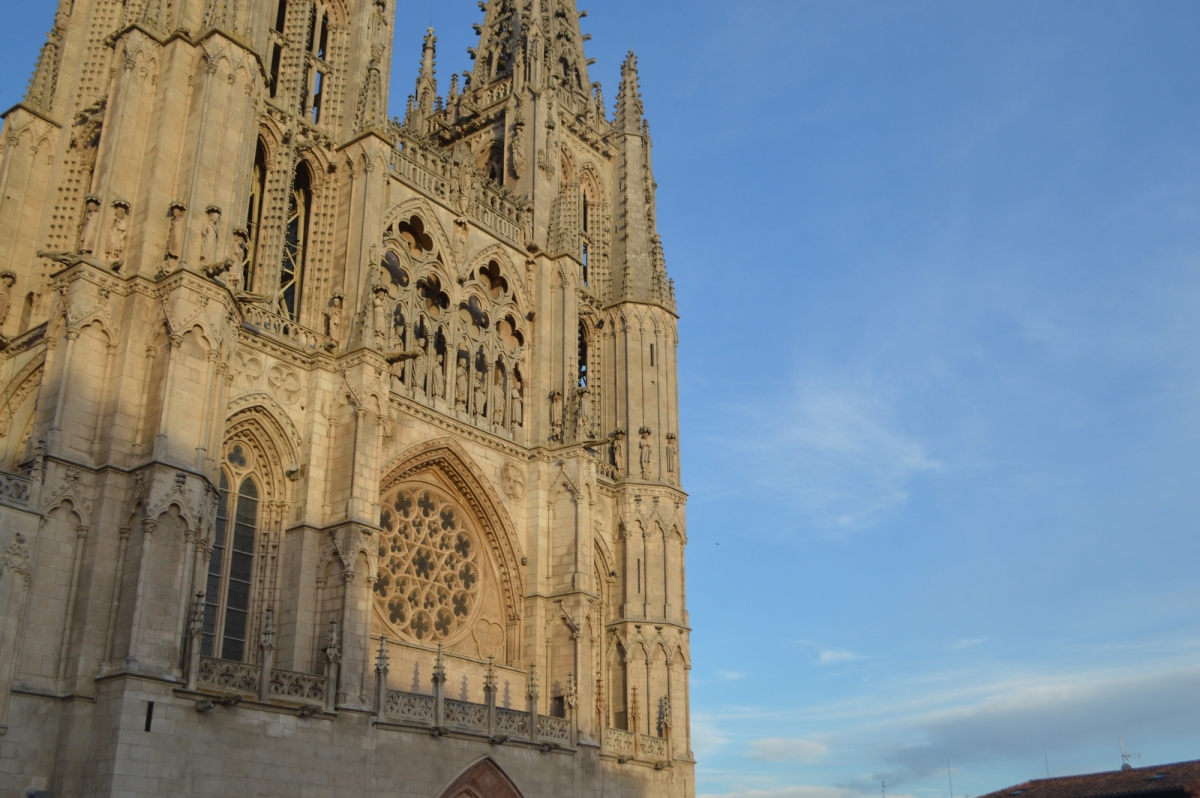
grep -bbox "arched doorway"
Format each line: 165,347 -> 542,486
436,759 -> 523,798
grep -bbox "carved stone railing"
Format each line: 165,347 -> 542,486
265,668 -> 326,707
389,148 -> 449,201
195,657 -> 326,708
196,657 -> 259,694
601,727 -> 671,763
383,689 -> 435,725
639,734 -> 669,760
0,472 -> 32,508
494,706 -> 529,737
241,305 -> 329,351
537,714 -> 571,745
380,688 -> 572,748
471,193 -> 522,243
604,727 -> 635,755
443,697 -> 489,734
389,145 -> 524,247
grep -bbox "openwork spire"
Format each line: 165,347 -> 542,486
23,22 -> 64,113
469,0 -> 593,95
615,52 -> 644,134
611,50 -> 672,308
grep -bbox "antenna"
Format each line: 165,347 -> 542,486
948,761 -> 955,798
882,781 -> 887,798
1119,738 -> 1141,771
1045,750 -> 1051,779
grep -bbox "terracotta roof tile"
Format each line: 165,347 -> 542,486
979,761 -> 1200,798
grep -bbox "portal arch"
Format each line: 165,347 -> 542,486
436,758 -> 524,798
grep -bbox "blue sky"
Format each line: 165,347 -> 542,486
4,2 -> 1199,797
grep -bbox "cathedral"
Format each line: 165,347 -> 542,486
0,0 -> 690,795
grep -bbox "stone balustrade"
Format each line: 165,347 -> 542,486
195,657 -> 327,708
241,305 -> 330,351
0,472 -> 32,508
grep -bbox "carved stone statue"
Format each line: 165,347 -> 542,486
0,272 -> 16,329
199,206 -> 222,267
639,428 -> 652,480
549,390 -> 564,442
412,337 -> 428,393
576,387 -> 592,440
226,228 -> 249,292
492,369 -> 505,425
510,373 -> 523,430
370,287 -> 389,349
611,430 -> 626,477
431,353 -> 446,398
453,217 -> 468,265
473,368 -> 487,418
324,294 -> 345,348
105,200 -> 130,267
78,196 -> 101,255
455,358 -> 468,410
666,434 -> 678,483
165,202 -> 187,263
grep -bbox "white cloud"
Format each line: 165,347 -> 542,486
719,670 -> 748,681
692,715 -> 733,758
706,379 -> 939,533
749,737 -> 830,764
881,662 -> 1200,776
819,650 -> 861,666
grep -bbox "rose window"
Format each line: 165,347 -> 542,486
374,487 -> 481,642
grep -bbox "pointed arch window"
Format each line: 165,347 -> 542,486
245,141 -> 268,291
280,163 -> 311,320
202,470 -> 260,662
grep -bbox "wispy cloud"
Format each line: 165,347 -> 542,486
706,378 -> 939,534
719,670 -> 748,681
749,737 -> 830,764
819,649 -> 861,666
881,663 -> 1200,777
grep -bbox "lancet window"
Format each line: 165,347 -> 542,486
303,2 -> 333,123
244,141 -> 267,289
279,163 -> 312,320
202,460 -> 261,662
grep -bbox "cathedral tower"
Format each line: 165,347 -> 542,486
0,1 -> 689,796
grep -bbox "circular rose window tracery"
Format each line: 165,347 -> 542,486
374,486 -> 481,643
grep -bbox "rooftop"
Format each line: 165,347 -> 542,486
979,761 -> 1200,798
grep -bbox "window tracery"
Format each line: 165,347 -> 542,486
378,214 -> 528,434
279,162 -> 312,320
202,446 -> 262,662
373,485 -> 482,643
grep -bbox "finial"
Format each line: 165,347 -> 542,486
432,642 -> 446,683
375,638 -> 389,674
260,607 -> 276,651
325,620 -> 341,663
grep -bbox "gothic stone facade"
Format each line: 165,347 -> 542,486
0,0 -> 690,795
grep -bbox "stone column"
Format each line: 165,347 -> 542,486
258,608 -> 276,702
526,662 -> 539,744
373,638 -> 389,722
484,656 -> 498,738
323,620 -> 340,714
432,643 -> 446,730
186,593 -> 204,691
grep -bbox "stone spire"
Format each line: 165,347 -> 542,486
23,32 -> 61,114
612,52 -> 670,306
469,0 -> 593,96
405,27 -> 439,131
